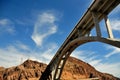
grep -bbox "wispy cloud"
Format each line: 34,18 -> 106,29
38,43 -> 58,63
72,48 -> 120,78
108,4 -> 120,32
72,50 -> 98,62
13,41 -> 31,51
0,19 -> 15,35
0,44 -> 29,67
31,11 -> 58,46
72,49 -> 103,67
105,46 -> 120,58
95,62 -> 120,78
71,50 -> 86,60
111,19 -> 120,32
0,41 -> 58,68
0,10 -> 60,68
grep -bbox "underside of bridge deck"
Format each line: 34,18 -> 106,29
40,0 -> 120,80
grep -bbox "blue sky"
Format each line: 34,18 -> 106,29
0,0 -> 120,78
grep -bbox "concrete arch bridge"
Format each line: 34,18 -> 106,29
40,0 -> 120,80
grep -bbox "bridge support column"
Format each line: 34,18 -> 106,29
92,12 -> 102,37
104,15 -> 114,38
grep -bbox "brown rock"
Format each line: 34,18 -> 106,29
61,57 -> 120,80
0,57 -> 119,80
0,60 -> 47,80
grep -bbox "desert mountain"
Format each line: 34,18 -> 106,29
61,57 -> 120,80
0,57 -> 119,80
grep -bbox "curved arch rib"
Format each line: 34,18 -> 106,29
53,36 -> 120,80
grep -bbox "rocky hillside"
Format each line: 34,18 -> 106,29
0,57 -> 119,80
61,57 -> 120,80
0,60 -> 47,80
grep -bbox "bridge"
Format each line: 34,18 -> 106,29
40,0 -> 120,80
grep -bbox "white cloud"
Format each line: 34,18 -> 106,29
14,41 -> 30,51
39,43 -> 58,63
0,19 -> 10,25
72,50 -> 102,66
95,62 -> 120,78
71,49 -> 120,78
89,59 -> 102,66
72,50 -> 97,61
105,46 -> 120,58
0,19 -> 15,35
89,58 -> 120,78
111,19 -> 120,31
71,50 -> 86,60
108,4 -> 120,32
0,41 -> 58,68
31,11 -> 58,46
0,11 -> 60,68
0,40 -> 119,77
0,45 -> 29,67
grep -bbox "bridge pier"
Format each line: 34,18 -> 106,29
92,11 -> 101,37
92,11 -> 114,39
40,0 -> 120,80
104,15 -> 114,38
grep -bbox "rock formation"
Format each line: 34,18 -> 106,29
0,60 -> 47,80
61,57 -> 120,80
0,57 -> 119,80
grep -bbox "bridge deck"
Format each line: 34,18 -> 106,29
49,0 -> 120,65
40,0 -> 120,80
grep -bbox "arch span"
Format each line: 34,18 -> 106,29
53,37 -> 120,80
40,0 -> 120,79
